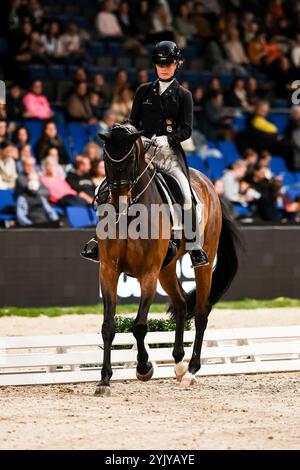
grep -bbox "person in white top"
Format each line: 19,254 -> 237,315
96,0 -> 123,37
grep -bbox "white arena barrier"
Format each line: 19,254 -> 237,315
0,326 -> 300,386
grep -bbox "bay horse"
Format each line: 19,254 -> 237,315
96,123 -> 240,396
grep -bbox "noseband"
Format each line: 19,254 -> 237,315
104,142 -> 138,189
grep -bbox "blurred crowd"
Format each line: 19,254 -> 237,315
1,0 -> 300,226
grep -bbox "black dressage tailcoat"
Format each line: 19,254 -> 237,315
130,79 -> 193,177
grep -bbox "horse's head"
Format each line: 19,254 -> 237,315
99,123 -> 143,191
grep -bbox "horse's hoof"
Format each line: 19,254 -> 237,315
179,372 -> 197,389
136,366 -> 154,382
174,361 -> 188,382
94,385 -> 111,397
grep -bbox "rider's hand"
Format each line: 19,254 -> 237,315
154,135 -> 169,147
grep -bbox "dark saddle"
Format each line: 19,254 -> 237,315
154,169 -> 185,207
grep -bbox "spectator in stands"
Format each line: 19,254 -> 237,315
57,23 -> 84,63
75,67 -> 88,83
6,84 -> 24,121
28,0 -> 44,27
150,3 -> 175,43
41,147 -> 66,179
40,156 -> 87,207
91,74 -> 111,102
175,3 -> 197,43
132,68 -> 149,92
22,80 -> 53,120
34,120 -> 70,165
111,86 -> 133,122
226,78 -> 252,111
112,68 -> 130,99
12,126 -> 30,149
91,159 -> 106,187
96,0 -> 123,37
222,159 -> 260,206
0,143 -> 18,189
0,119 -> 8,145
16,156 -> 59,227
132,0 -> 151,40
117,1 -> 134,36
206,31 -> 238,75
83,142 -> 102,162
66,81 -> 94,123
237,100 -> 291,166
291,33 -> 300,69
16,143 -> 35,173
214,178 -> 238,219
89,92 -> 105,121
198,91 -> 233,141
97,110 -> 117,143
245,76 -> 259,107
225,28 -> 250,76
275,57 -> 296,101
13,20 -> 33,64
285,105 -> 300,171
242,148 -> 259,177
193,86 -> 204,127
259,150 -> 274,180
205,77 -> 222,97
66,156 -> 95,204
191,1 -> 213,39
248,162 -> 281,221
41,21 -> 60,60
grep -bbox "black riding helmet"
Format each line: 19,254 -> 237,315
152,41 -> 183,69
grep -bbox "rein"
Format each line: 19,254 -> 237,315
103,137 -> 159,224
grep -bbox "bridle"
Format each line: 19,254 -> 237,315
103,126 -> 158,208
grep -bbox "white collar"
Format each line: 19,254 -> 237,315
158,78 -> 175,95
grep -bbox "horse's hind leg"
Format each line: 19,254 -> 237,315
159,263 -> 188,382
133,273 -> 158,381
95,266 -> 119,397
180,266 -> 213,389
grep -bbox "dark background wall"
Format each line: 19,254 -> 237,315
0,227 -> 299,307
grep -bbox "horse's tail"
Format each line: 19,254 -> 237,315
185,199 -> 242,320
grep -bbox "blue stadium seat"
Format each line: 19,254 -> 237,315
232,203 -> 253,218
231,114 -> 246,131
270,156 -> 287,175
218,74 -> 234,90
296,172 -> 300,182
182,46 -> 197,60
28,64 -> 47,80
49,65 -> 66,80
66,206 -> 94,228
218,141 -> 240,165
68,123 -> 89,155
89,207 -> 99,225
0,190 -> 15,221
206,157 -> 226,180
268,113 -> 289,134
24,119 -> 44,149
108,42 -> 126,57
89,42 -> 105,56
187,155 -> 206,173
285,186 -> 300,201
183,71 -> 198,83
282,171 -> 296,186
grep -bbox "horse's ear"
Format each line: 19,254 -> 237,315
128,130 -> 143,143
98,132 -> 111,142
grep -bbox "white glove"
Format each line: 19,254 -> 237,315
154,135 -> 169,147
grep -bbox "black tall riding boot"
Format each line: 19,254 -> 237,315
184,204 -> 209,268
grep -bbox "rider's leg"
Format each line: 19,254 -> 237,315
81,180 -> 109,263
167,168 -> 209,267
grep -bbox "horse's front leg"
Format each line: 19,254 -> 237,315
133,273 -> 158,381
95,265 -> 119,397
